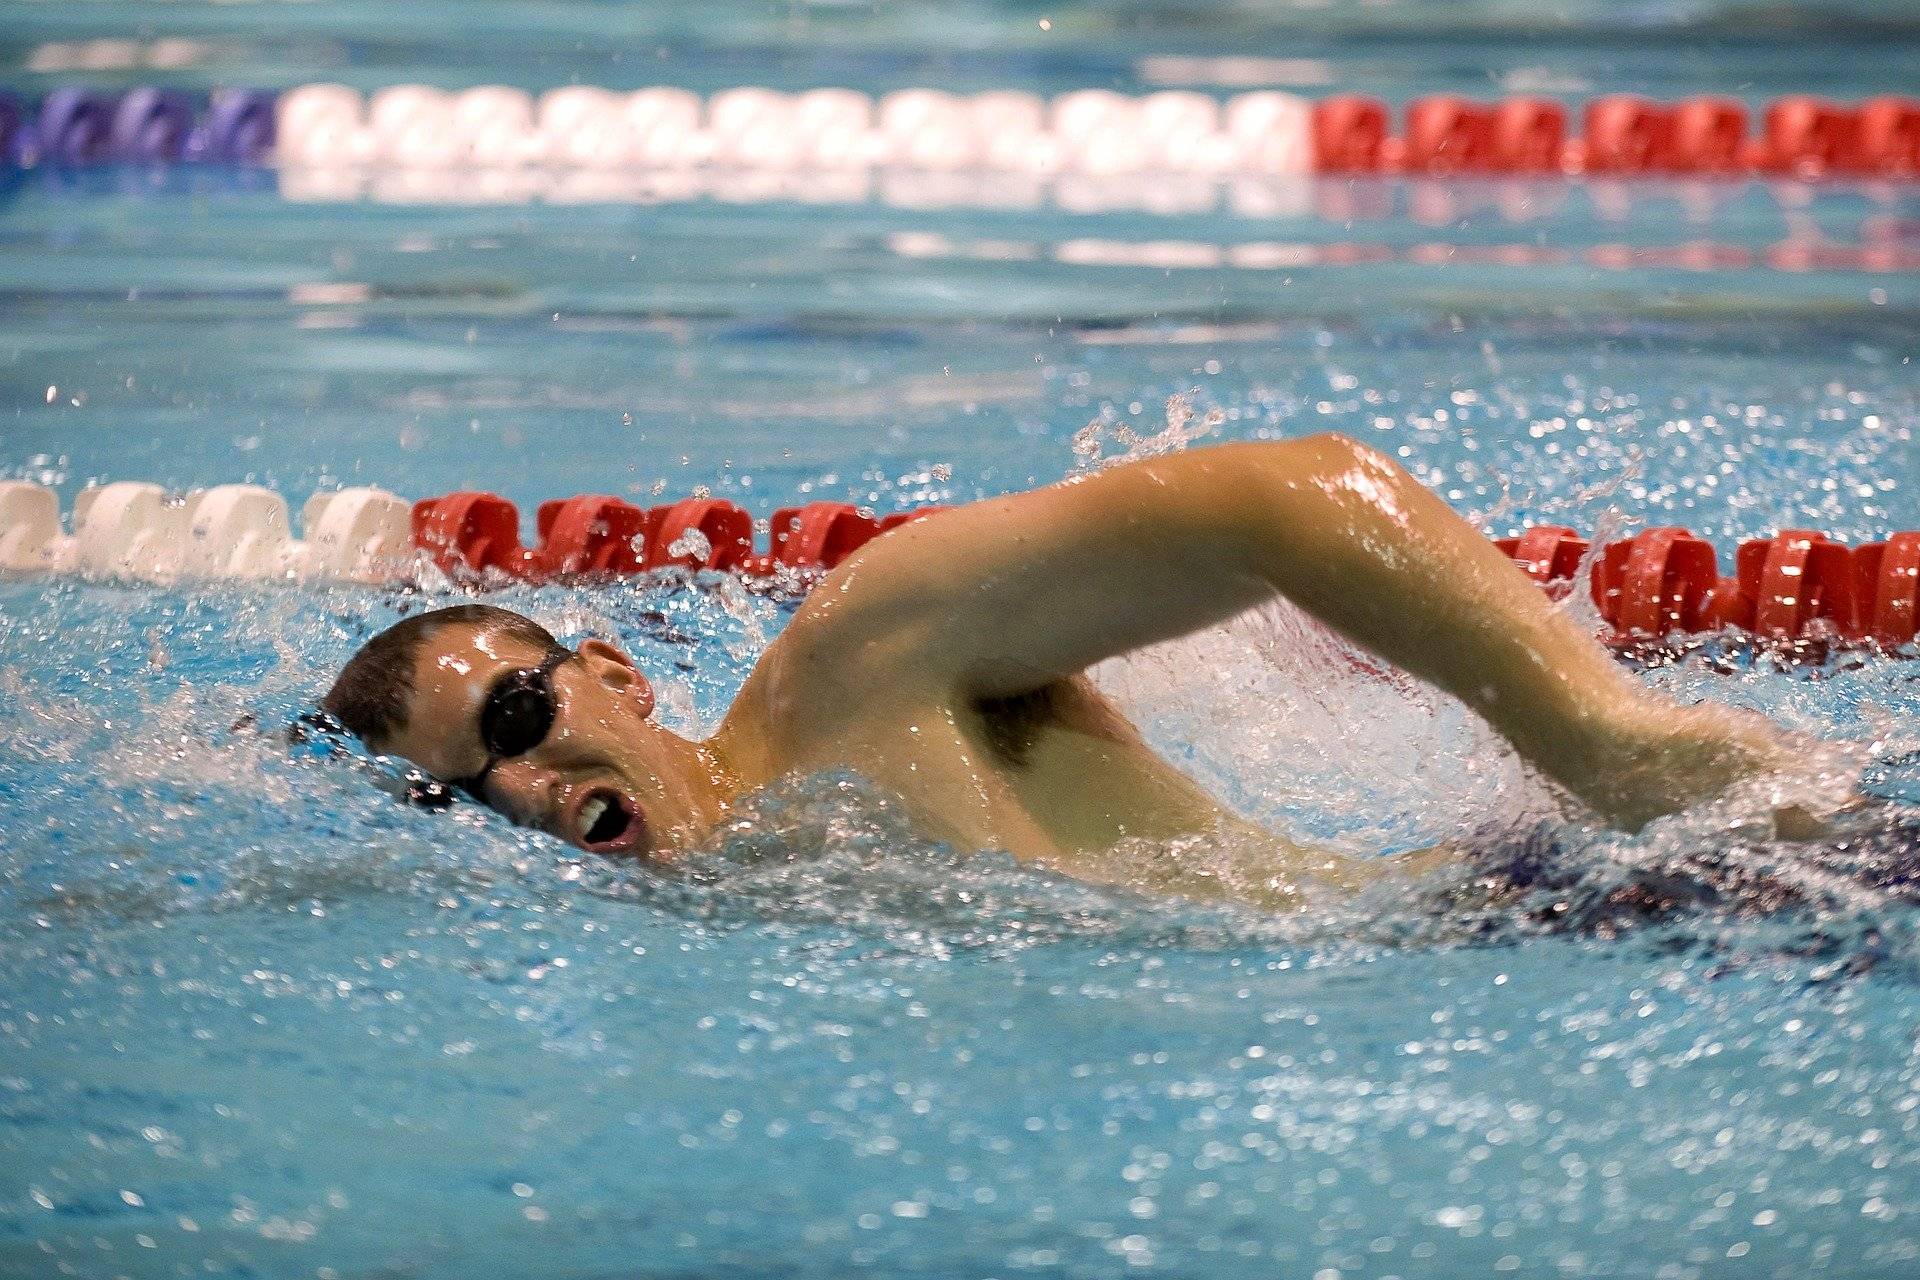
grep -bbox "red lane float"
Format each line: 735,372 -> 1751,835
647,498 -> 753,571
1860,96 -> 1920,176
1305,93 -> 1919,179
412,494 -> 915,582
1495,523 -> 1919,648
1582,96 -> 1674,175
1731,530 -> 1856,638
1592,527 -> 1721,635
1854,532 -> 1920,646
1402,95 -> 1491,175
767,502 -> 880,572
1670,97 -> 1748,175
1760,96 -> 1863,177
1311,95 -> 1391,174
1490,97 -> 1566,173
412,491 -> 528,577
533,495 -> 650,576
1493,524 -> 1588,586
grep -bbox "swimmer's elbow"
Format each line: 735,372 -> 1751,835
1261,431 -> 1390,478
1237,432 -> 1420,539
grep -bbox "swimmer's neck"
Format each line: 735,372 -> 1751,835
648,730 -> 748,854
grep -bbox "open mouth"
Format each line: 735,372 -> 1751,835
572,786 -> 645,854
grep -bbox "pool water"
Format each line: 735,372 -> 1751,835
6,3 -> 1920,1278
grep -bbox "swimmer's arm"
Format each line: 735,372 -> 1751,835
816,434 -> 1686,817
828,433 -> 1636,711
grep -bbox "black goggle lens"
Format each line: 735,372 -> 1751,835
480,675 -> 558,759
458,648 -> 573,797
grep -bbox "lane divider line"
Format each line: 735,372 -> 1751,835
2,85 -> 1915,181
1,477 -> 1914,651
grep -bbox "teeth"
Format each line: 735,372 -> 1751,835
579,796 -> 608,836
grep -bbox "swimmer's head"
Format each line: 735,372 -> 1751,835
323,604 -> 724,859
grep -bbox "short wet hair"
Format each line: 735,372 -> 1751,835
323,604 -> 557,748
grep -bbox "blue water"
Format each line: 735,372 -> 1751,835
6,3 -> 1920,1278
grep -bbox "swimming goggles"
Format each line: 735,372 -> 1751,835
290,644 -> 575,811
447,645 -> 576,802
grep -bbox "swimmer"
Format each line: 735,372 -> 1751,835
322,434 -> 1814,906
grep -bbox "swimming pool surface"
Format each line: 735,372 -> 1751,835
5,2 -> 1920,1277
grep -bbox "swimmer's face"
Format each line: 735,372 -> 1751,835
375,622 -> 709,859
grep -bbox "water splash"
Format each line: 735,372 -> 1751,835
1072,390 -> 1225,471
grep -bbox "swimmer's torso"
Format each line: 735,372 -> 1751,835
722,607 -> 1362,902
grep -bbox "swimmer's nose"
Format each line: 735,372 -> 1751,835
476,757 -> 563,828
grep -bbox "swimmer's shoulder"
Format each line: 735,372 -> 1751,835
763,550 -> 960,699
720,579 -> 949,768
727,520 -> 1097,768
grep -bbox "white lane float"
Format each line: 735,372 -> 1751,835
265,81 -> 1323,196
0,481 -> 411,585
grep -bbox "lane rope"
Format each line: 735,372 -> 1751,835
1,478 -> 1914,650
2,84 -> 1915,181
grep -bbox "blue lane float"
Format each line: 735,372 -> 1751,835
200,88 -> 277,162
6,87 -> 277,167
0,91 -> 20,164
109,87 -> 195,163
36,86 -> 117,165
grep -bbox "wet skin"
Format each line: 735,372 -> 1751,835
370,434 -> 1803,905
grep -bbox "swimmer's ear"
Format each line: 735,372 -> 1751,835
577,639 -> 656,719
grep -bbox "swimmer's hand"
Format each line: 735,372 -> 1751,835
1574,702 -> 1860,839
